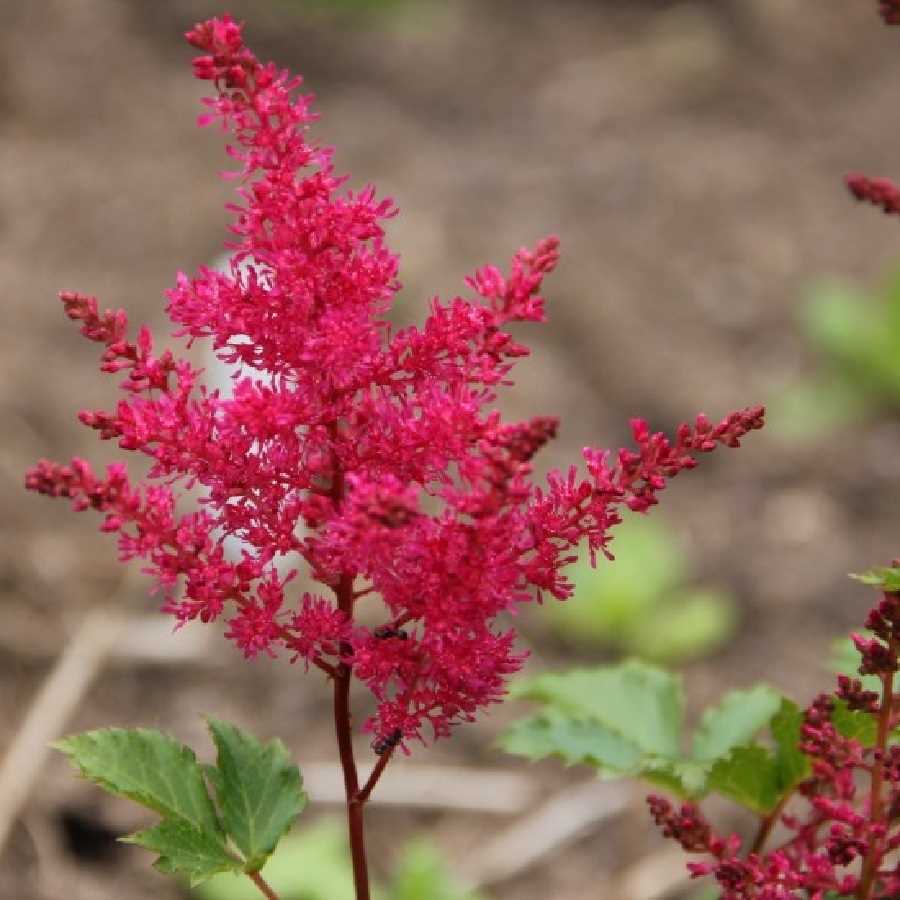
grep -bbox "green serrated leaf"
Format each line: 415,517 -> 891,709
206,718 -> 306,872
54,728 -> 220,834
498,712 -> 644,774
771,698 -> 810,791
707,745 -> 780,814
124,818 -> 240,887
691,684 -> 782,762
510,661 -> 683,758
640,757 -> 711,799
831,699 -> 878,747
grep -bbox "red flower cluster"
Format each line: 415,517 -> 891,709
881,1 -> 900,26
846,173 -> 900,215
26,16 -> 762,747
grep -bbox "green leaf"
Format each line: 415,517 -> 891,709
510,661 -> 684,758
54,728 -> 220,834
850,566 -> 900,592
503,663 -> 713,797
707,746 -> 780,814
640,757 -> 711,798
124,819 -> 240,886
831,699 -> 878,747
498,712 -> 708,798
497,712 -> 644,774
771,699 -> 810,790
505,666 -> 804,805
390,840 -> 487,900
206,718 -> 306,872
691,685 -> 782,762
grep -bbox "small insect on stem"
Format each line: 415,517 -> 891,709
372,728 -> 403,755
373,625 -> 408,640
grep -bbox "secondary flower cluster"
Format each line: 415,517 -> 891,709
882,1 -> 900,26
648,586 -> 900,899
847,173 -> 900,215
848,7 -> 900,210
26,16 -> 762,747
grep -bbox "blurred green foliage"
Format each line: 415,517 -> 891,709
194,819 -> 485,900
390,841 -> 486,900
689,889 -> 720,900
804,275 -> 900,402
772,270 -> 900,440
539,515 -> 736,663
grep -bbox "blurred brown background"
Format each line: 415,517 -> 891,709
4,1 -> 900,898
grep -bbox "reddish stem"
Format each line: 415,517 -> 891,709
856,638 -> 897,900
325,436 -> 400,900
332,550 -> 374,900
249,871 -> 279,900
750,787 -> 795,857
333,650 -> 370,900
357,745 -> 396,806
313,656 -> 339,679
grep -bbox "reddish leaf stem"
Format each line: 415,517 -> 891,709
750,787 -> 795,857
249,871 -> 279,900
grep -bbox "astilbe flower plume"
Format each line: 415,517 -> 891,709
26,15 -> 763,750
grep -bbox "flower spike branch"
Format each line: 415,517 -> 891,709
28,14 -> 762,900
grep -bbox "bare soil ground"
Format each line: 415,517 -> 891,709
4,1 -> 900,898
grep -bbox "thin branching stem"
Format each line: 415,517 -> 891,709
856,636 -> 898,899
249,871 -> 280,900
